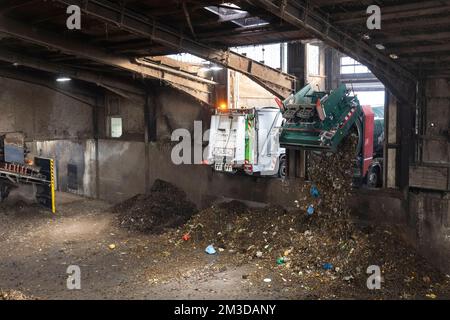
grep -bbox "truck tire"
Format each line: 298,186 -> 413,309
278,156 -> 287,179
367,166 -> 382,188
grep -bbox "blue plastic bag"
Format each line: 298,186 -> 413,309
205,244 -> 216,255
310,185 -> 320,198
307,205 -> 314,216
322,263 -> 334,270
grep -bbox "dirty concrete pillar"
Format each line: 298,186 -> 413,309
93,95 -> 101,199
144,91 -> 157,194
287,42 -> 306,91
285,43 -> 307,179
384,90 -> 398,189
398,101 -> 415,191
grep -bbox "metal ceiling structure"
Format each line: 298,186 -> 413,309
0,0 -> 448,104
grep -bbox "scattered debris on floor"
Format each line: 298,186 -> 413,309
0,192 -> 448,300
0,289 -> 34,300
0,201 -> 45,216
114,179 -> 197,233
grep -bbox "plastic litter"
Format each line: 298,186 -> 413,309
263,278 -> 272,283
310,185 -> 320,198
322,262 -> 333,270
205,245 -> 216,255
276,257 -> 285,265
307,205 -> 314,216
182,234 -> 191,241
182,233 -> 191,241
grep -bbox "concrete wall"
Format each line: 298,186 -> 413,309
96,138 -> 305,208
28,139 -> 97,197
0,77 -> 93,140
405,78 -> 450,272
155,88 -> 209,140
98,140 -> 145,202
409,191 -> 450,271
100,93 -> 145,141
422,78 -> 450,166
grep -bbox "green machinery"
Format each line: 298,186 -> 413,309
278,84 -> 384,187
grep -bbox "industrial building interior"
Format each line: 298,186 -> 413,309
0,0 -> 449,301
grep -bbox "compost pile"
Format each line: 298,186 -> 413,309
0,289 -> 34,300
179,136 -> 449,298
115,179 -> 197,233
182,137 -> 359,270
181,201 -> 449,298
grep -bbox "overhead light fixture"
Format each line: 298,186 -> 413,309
56,77 -> 71,82
389,54 -> 399,60
12,62 -> 19,67
362,34 -> 371,40
375,44 -> 385,50
210,66 -> 223,71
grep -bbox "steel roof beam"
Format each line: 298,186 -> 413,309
247,0 -> 417,103
54,0 -> 297,98
0,15 -> 214,104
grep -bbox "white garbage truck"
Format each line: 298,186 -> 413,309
207,107 -> 286,177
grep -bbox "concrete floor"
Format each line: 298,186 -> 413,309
0,193 -> 300,299
1,192 -> 449,300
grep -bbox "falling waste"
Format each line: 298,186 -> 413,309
310,185 -> 320,198
307,205 -> 314,216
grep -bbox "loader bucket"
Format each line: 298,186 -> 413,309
279,83 -> 362,153
280,127 -> 336,152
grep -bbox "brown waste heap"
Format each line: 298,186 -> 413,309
180,136 -> 449,299
0,289 -> 34,300
114,179 -> 197,234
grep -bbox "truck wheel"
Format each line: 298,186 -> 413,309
278,156 -> 287,179
367,166 -> 382,188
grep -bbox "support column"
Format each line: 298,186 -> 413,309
384,90 -> 398,189
144,92 -> 157,194
287,42 -> 306,91
398,99 -> 414,190
94,95 -> 100,199
286,42 -> 307,179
